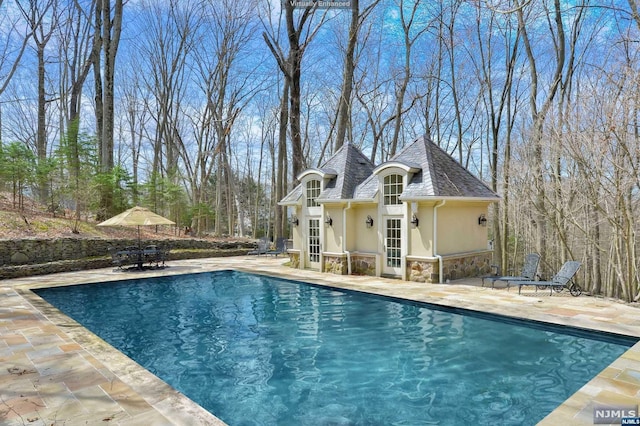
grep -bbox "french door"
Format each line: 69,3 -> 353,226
307,218 -> 321,270
383,217 -> 403,276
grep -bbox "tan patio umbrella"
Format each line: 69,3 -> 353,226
97,206 -> 175,248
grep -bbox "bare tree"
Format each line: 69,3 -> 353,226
262,2 -> 327,238
515,0 -> 566,272
388,0 -> 430,156
137,0 -> 196,217
57,0 -> 99,225
93,0 -> 123,220
119,58 -> 148,206
16,0 -> 59,203
0,0 -> 32,99
263,2 -> 327,181
469,2 -> 521,270
333,0 -> 380,151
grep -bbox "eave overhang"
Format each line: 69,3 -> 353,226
297,168 -> 338,181
372,161 -> 420,175
399,195 -> 501,203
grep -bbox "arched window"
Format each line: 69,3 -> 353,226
306,179 -> 321,207
383,174 -> 403,205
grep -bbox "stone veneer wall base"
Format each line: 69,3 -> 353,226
285,251 -> 493,284
323,254 -> 347,275
350,254 -> 376,276
406,252 -> 493,283
441,251 -> 493,282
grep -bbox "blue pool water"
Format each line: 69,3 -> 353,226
35,271 -> 636,425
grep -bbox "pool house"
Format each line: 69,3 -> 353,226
279,136 -> 500,283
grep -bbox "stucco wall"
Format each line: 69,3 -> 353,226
290,207 -> 302,251
436,203 -> 490,255
410,203 -> 435,256
350,207 -> 378,252
324,206 -> 343,253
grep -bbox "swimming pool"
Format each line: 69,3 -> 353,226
35,270 -> 637,425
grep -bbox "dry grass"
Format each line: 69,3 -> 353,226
0,192 -> 197,241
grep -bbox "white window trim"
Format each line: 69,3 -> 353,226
377,168 -> 407,215
302,175 -> 323,215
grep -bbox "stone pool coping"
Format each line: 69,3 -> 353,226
1,256 -> 639,424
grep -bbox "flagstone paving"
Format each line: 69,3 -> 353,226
1,256 -> 640,425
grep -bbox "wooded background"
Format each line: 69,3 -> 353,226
0,0 -> 639,301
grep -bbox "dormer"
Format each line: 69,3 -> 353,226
298,168 -> 337,212
372,161 -> 420,208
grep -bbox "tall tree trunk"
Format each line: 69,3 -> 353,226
96,0 -> 124,220
264,3 -> 325,185
36,42 -> 48,203
334,0 -> 360,151
275,79 -> 290,239
515,0 -> 565,272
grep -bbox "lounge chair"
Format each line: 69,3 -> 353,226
267,237 -> 287,257
482,253 -> 540,289
248,237 -> 270,255
508,260 -> 582,295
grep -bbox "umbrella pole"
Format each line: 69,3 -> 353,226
136,225 -> 143,269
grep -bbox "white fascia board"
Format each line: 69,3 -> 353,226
297,168 -> 337,181
316,198 -> 377,204
400,195 -> 501,203
372,161 -> 420,175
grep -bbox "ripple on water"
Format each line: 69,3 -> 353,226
34,271 -> 636,426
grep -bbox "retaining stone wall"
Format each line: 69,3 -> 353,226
0,238 -> 255,280
0,238 -> 251,265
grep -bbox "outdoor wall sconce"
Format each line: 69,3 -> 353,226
478,214 -> 487,227
325,215 -> 333,226
410,214 -> 419,227
290,215 -> 299,227
365,215 -> 374,228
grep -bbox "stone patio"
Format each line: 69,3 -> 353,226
1,256 -> 639,425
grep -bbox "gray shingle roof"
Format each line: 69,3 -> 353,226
397,137 -> 499,199
353,174 -> 379,200
280,137 -> 499,205
279,144 -> 375,205
279,183 -> 303,205
317,144 -> 375,202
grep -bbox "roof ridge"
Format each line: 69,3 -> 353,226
421,137 -> 438,195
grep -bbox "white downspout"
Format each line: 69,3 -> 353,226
344,202 -> 352,275
434,200 -> 446,283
